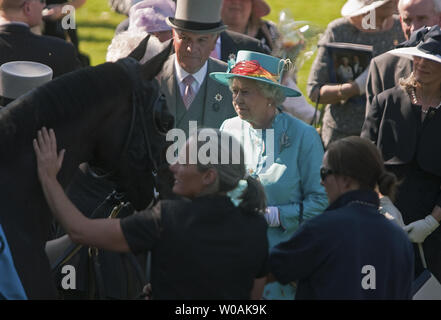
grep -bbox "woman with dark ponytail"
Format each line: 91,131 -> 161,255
269,136 -> 415,299
34,127 -> 269,299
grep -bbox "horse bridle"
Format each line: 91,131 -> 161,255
88,58 -> 162,202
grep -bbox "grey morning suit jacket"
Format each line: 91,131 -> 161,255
158,54 -> 236,136
365,52 -> 412,117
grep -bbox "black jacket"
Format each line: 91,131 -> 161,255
219,30 -> 270,62
361,85 -> 441,177
0,24 -> 80,78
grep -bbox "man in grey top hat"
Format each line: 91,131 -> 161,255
156,0 -> 236,137
0,0 -> 80,79
365,0 -> 441,116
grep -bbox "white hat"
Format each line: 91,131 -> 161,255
166,0 -> 227,34
0,61 -> 53,100
341,0 -> 390,17
388,47 -> 441,64
388,25 -> 441,64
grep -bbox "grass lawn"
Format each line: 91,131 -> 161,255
76,0 -> 347,95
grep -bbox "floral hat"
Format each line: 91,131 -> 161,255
128,0 -> 176,34
209,50 -> 301,97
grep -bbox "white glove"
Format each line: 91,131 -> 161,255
354,69 -> 368,96
403,215 -> 440,243
264,206 -> 280,227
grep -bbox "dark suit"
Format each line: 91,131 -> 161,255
365,52 -> 412,117
361,86 -> 441,281
0,23 -> 81,78
219,30 -> 270,62
158,54 -> 235,135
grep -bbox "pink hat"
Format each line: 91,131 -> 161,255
252,0 -> 270,19
128,0 -> 176,34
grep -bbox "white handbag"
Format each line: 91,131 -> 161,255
412,244 -> 441,300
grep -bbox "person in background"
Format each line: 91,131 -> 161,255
222,0 -> 319,124
0,0 -> 80,78
212,50 -> 328,300
106,0 -> 175,62
362,27 -> 441,282
269,136 -> 414,300
365,0 -> 441,118
42,0 -> 89,66
221,0 -> 279,52
125,0 -> 270,65
113,0 -> 175,41
34,127 -> 269,299
155,0 -> 236,137
337,56 -> 354,82
307,0 -> 405,148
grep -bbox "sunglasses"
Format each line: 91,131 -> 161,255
320,167 -> 336,181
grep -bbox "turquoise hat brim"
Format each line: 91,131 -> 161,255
209,72 -> 301,97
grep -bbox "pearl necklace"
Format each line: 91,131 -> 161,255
410,87 -> 441,114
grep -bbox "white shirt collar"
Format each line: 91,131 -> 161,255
174,56 -> 208,86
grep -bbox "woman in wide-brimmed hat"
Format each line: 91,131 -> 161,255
362,25 -> 441,282
307,0 -> 404,148
211,50 -> 329,300
221,0 -> 280,51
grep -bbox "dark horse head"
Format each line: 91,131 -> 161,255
0,37 -> 173,299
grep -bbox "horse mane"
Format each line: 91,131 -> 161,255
0,61 -> 133,159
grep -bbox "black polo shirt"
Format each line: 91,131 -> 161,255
121,195 -> 269,299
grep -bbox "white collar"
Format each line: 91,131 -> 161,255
174,56 -> 208,86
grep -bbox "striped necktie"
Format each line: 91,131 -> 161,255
182,74 -> 195,109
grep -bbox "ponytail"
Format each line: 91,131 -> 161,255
377,171 -> 398,201
239,176 -> 267,214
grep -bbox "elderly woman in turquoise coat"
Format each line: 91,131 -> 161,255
211,51 -> 328,299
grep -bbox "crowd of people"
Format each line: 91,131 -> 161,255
1,0 -> 441,300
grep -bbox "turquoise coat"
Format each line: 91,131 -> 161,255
221,112 -> 328,299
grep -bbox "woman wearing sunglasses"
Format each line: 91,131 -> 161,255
269,136 -> 415,299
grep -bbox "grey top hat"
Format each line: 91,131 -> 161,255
166,0 -> 227,34
0,61 -> 53,100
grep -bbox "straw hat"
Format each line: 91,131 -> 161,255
341,0 -> 391,17
210,50 -> 301,97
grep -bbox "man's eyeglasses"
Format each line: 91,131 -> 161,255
320,167 -> 336,181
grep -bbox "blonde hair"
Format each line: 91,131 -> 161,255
399,71 -> 441,93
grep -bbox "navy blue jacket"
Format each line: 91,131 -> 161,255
270,190 -> 414,299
